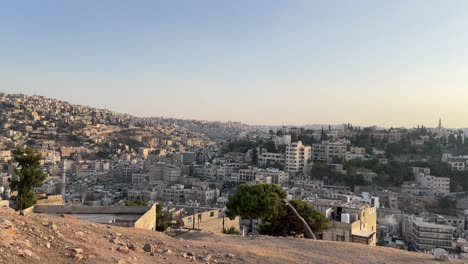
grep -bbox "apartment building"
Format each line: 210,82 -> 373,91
369,131 -> 403,143
147,162 -> 181,184
410,215 -> 456,251
158,185 -> 219,206
113,163 -> 140,184
412,167 -> 450,195
315,201 -> 377,246
159,185 -> 186,204
274,134 -> 292,147
312,141 -> 347,163
238,166 -> 272,184
447,161 -> 465,172
285,141 -> 312,174
0,172 -> 11,187
258,152 -> 285,167
345,147 -> 366,161
185,187 -> 219,206
263,168 -> 289,185
127,189 -> 158,202
0,150 -> 11,162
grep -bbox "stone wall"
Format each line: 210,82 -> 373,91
34,205 -> 151,214
36,195 -> 64,205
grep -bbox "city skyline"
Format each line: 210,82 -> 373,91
2,1 -> 468,127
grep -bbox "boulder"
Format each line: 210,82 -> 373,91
433,248 -> 449,262
143,243 -> 155,253
117,246 -> 130,254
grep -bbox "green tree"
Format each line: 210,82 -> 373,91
125,200 -> 148,206
435,197 -> 458,216
259,199 -> 328,237
320,128 -> 328,141
251,148 -> 258,165
222,226 -> 241,235
156,204 -> 171,231
10,147 -> 47,210
226,183 -> 287,232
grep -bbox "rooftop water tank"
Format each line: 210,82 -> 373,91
341,213 -> 350,224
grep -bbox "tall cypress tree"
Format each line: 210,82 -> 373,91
10,147 -> 47,210
320,127 -> 328,141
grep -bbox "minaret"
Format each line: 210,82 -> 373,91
61,171 -> 66,202
438,118 -> 442,130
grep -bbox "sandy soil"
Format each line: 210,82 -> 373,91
0,206 -> 462,264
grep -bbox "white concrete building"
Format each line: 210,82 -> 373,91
447,161 -> 465,172
258,152 -> 285,167
285,141 -> 312,174
263,168 -> 289,185
412,167 -> 450,195
345,147 -> 366,161
312,141 -> 347,163
274,134 -> 292,147
411,215 -> 456,251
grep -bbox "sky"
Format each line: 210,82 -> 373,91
1,1 -> 468,128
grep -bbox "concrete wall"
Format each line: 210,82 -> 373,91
34,205 -> 151,214
181,209 -> 240,234
323,221 -> 352,242
134,203 -> 157,230
21,205 -> 35,215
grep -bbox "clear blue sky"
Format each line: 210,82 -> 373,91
1,1 -> 468,127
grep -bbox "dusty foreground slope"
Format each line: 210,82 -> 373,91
0,206 -> 459,264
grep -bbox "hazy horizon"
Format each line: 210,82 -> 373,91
3,91 -> 460,130
2,1 -> 468,128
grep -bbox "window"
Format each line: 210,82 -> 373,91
210,212 -> 215,217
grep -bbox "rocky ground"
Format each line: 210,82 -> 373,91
0,206 -> 462,264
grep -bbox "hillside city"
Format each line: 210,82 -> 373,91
1,92 -> 468,261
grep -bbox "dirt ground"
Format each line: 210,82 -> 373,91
0,206 -> 462,264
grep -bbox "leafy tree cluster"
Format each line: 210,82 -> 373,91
434,197 -> 458,216
222,139 -> 277,154
226,183 -> 286,232
349,128 -> 444,159
350,132 -> 387,153
310,158 -> 414,188
342,157 -> 468,191
385,136 -> 442,160
311,161 -> 370,188
222,140 -> 258,153
288,129 -> 319,145
226,183 -> 328,237
343,158 -> 413,187
259,199 -> 328,237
